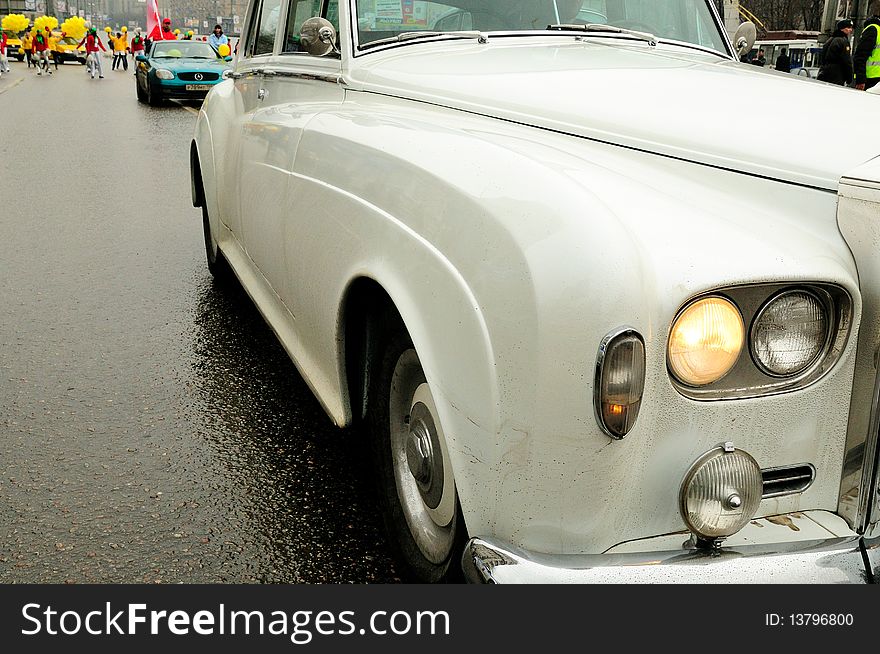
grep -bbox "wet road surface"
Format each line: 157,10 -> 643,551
0,58 -> 400,582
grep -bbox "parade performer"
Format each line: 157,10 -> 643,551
22,29 -> 34,68
0,30 -> 10,76
111,31 -> 128,70
48,29 -> 61,70
78,27 -> 107,79
130,27 -> 145,69
33,26 -> 52,75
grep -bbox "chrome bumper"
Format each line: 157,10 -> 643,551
463,535 -> 880,584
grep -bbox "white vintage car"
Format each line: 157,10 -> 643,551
191,0 -> 880,583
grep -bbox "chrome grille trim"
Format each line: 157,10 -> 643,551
836,183 -> 880,534
179,72 -> 219,81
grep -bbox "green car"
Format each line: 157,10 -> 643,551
135,40 -> 232,106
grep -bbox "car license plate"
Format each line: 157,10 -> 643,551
186,84 -> 211,91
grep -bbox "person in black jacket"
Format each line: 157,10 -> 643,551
818,19 -> 854,85
853,11 -> 880,90
775,48 -> 791,72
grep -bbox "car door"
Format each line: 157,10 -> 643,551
235,0 -> 289,283
241,0 -> 345,312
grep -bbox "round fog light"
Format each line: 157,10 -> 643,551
679,443 -> 762,543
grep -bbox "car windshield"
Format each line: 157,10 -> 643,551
355,0 -> 727,52
151,42 -> 220,58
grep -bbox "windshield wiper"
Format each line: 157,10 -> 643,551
547,23 -> 657,47
360,30 -> 489,50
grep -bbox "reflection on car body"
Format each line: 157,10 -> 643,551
795,66 -> 820,79
192,0 -> 880,583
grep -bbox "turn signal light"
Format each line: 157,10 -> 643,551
594,329 -> 646,439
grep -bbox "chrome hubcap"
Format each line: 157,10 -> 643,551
406,419 -> 433,487
405,402 -> 444,510
390,350 -> 457,565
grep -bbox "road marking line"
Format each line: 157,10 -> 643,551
172,100 -> 200,115
0,77 -> 24,96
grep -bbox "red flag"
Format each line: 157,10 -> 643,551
146,0 -> 161,40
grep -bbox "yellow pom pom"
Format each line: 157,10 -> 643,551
104,26 -> 111,32
33,15 -> 60,33
2,14 -> 31,32
174,29 -> 180,34
121,26 -> 127,32
218,44 -> 231,57
60,16 -> 87,40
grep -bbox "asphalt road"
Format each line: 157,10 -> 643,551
0,57 -> 400,583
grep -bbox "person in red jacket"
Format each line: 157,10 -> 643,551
130,27 -> 145,76
33,26 -> 52,76
0,31 -> 10,77
148,18 -> 177,43
78,27 -> 107,79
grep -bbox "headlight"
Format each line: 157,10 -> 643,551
667,297 -> 744,386
155,68 -> 174,80
680,442 -> 762,543
751,289 -> 828,376
221,69 -> 234,79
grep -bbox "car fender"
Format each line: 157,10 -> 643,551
288,99 -> 656,536
193,79 -> 241,247
292,93 -> 863,548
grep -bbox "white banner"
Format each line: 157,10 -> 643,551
376,0 -> 402,19
56,0 -> 67,11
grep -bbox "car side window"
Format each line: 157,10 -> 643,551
246,0 -> 284,56
282,0 -> 341,54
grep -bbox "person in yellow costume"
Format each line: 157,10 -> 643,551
21,29 -> 34,68
48,30 -> 60,71
110,30 -> 129,71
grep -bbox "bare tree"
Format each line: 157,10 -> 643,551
742,0 -> 827,30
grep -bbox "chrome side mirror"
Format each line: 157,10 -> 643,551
733,21 -> 757,58
300,17 -> 339,56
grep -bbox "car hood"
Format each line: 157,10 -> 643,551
350,39 -> 880,190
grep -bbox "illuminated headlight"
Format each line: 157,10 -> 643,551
679,443 -> 762,543
751,290 -> 828,376
594,328 -> 645,439
155,69 -> 174,80
667,297 -> 744,386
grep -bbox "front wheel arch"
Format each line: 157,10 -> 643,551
191,145 -> 230,280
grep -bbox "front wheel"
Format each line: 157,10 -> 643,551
201,204 -> 231,281
146,81 -> 161,106
369,329 -> 463,582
